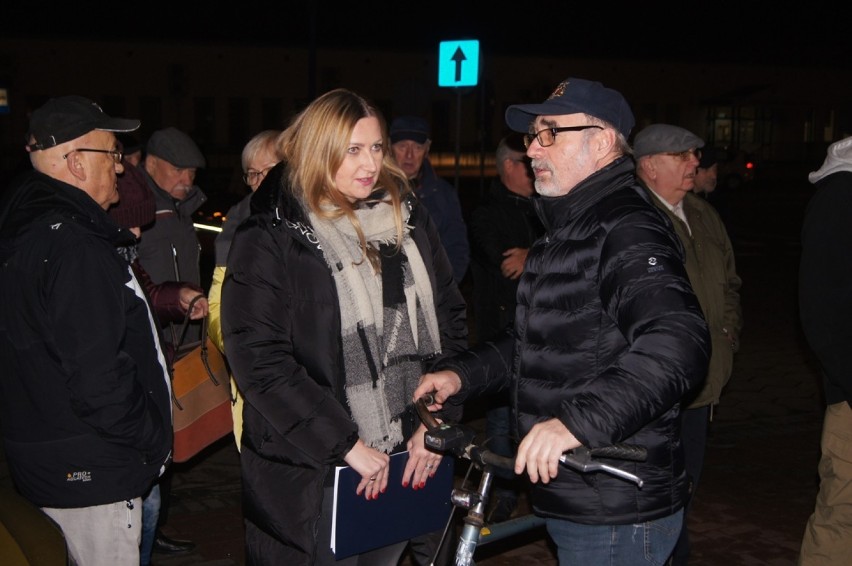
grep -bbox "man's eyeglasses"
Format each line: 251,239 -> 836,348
524,125 -> 603,149
242,167 -> 273,185
62,148 -> 123,164
663,148 -> 702,161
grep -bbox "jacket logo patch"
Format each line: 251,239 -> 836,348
285,219 -> 322,249
66,471 -> 92,482
647,256 -> 664,273
49,223 -> 62,230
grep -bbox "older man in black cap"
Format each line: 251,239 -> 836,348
0,96 -> 172,566
415,78 -> 710,565
634,123 -> 743,566
137,125 -> 206,556
389,115 -> 469,283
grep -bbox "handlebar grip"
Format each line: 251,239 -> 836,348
588,444 -> 647,462
415,395 -> 441,430
479,450 -> 515,471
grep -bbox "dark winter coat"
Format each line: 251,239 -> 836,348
412,157 -> 470,283
469,179 -> 544,343
640,187 -> 743,409
439,157 -> 710,524
136,170 -> 205,285
0,170 -> 172,508
136,168 -> 206,343
221,164 -> 468,564
799,170 -> 852,407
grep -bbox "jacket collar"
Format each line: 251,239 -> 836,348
0,169 -> 131,245
533,156 -> 636,231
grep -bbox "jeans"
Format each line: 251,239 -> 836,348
545,509 -> 682,566
670,405 -> 710,565
485,401 -> 520,522
140,483 -> 161,566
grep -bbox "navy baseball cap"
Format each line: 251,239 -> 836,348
26,95 -> 140,151
390,116 -> 430,144
505,78 -> 635,139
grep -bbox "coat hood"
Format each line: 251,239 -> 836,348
809,136 -> 852,184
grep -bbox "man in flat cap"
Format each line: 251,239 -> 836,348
0,96 -> 172,565
138,126 -> 206,299
415,78 -> 710,564
137,125 -> 206,555
389,115 -> 470,283
634,123 -> 743,566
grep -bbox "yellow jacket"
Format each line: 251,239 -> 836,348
208,264 -> 244,450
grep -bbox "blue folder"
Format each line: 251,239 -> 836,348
331,451 -> 454,558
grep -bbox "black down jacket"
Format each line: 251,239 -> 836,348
440,157 -> 710,524
221,164 -> 468,564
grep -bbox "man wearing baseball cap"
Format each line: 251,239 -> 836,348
389,115 -> 470,284
634,123 -> 742,566
415,78 -> 710,564
0,96 -> 172,565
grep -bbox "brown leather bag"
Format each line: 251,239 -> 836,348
169,296 -> 233,463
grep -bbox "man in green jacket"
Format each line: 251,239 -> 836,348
634,123 -> 743,566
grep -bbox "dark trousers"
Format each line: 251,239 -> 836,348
156,467 -> 173,528
670,405 -> 710,565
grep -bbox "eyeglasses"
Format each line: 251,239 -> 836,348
663,148 -> 702,161
242,167 -> 273,185
524,125 -> 603,148
62,148 -> 123,164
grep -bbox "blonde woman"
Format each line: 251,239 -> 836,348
222,89 -> 467,565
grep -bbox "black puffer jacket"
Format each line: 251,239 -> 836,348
469,179 -> 544,343
221,164 -> 468,563
0,170 -> 172,508
441,157 -> 710,524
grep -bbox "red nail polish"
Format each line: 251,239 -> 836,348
419,481 -> 426,489
402,481 -> 409,488
381,487 -> 386,494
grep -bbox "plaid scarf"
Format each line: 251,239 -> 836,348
308,200 -> 440,453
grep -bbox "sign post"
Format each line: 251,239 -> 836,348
438,40 -> 480,188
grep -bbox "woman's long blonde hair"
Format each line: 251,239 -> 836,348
278,88 -> 411,270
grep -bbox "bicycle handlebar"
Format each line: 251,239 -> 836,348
415,394 -> 647,487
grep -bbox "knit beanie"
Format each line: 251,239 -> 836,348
809,136 -> 852,184
110,161 -> 156,229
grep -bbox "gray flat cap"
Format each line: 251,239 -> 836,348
633,124 -> 704,159
146,127 -> 206,168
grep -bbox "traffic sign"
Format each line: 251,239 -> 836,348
438,40 -> 480,87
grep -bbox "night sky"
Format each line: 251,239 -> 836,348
4,1 -> 848,69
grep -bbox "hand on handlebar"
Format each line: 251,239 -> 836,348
412,370 -> 462,408
515,418 -> 582,484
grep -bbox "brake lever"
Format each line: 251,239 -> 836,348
559,448 -> 644,488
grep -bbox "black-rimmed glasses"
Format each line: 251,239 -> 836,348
62,148 -> 123,163
663,148 -> 702,161
524,125 -> 603,149
242,167 -> 273,185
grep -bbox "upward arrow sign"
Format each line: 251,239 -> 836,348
438,40 -> 479,87
451,46 -> 467,82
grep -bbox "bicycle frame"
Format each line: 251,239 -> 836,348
414,394 -> 646,566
